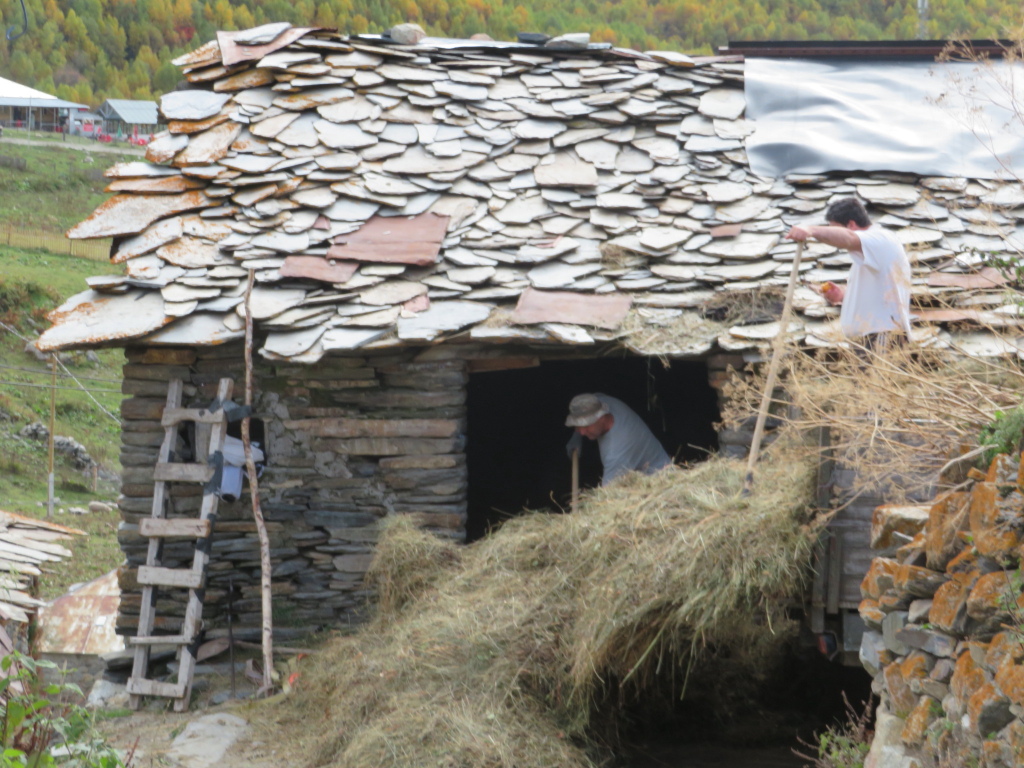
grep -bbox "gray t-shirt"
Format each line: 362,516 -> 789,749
594,393 -> 671,485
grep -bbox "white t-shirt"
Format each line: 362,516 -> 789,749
839,227 -> 912,337
593,393 -> 672,485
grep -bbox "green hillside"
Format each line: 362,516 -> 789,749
0,0 -> 1020,107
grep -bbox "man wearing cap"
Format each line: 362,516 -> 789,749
565,393 -> 671,486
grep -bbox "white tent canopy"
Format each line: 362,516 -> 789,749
0,75 -> 86,111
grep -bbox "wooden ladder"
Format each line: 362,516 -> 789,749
127,376 -> 234,711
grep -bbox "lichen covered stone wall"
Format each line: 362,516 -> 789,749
860,453 -> 1024,768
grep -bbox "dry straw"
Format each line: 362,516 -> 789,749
721,308 -> 1024,503
262,449 -> 819,768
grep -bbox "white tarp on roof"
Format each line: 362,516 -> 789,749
744,58 -> 1024,181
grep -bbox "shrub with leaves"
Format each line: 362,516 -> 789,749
1,651 -> 126,768
977,405 -> 1024,467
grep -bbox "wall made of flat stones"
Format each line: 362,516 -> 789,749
860,452 -> 1024,768
116,342 -> 468,637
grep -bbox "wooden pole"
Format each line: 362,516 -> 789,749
47,354 -> 56,519
742,240 -> 805,496
241,268 -> 274,695
571,448 -> 580,514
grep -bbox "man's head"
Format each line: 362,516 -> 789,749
825,198 -> 871,229
565,394 -> 614,440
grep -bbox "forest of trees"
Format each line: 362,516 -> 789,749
0,0 -> 1020,107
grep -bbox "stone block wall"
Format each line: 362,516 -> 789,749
116,342 -> 468,637
860,452 -> 1024,768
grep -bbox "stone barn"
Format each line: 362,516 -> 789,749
37,26 -> 1024,655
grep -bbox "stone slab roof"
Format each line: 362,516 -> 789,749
37,24 -> 1024,362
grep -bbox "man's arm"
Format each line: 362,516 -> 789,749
787,224 -> 862,252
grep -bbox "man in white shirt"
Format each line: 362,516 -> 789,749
786,198 -> 912,346
565,393 -> 671,486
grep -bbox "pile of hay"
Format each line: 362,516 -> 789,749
276,450 -> 819,768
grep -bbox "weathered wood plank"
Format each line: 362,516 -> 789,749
139,519 -> 211,539
0,534 -> 73,558
161,407 -> 229,427
153,463 -> 215,484
126,678 -> 186,698
282,418 -> 461,438
0,541 -> 55,563
137,566 -> 204,590
129,634 -> 192,646
0,601 -> 30,623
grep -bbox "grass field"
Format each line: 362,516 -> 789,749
0,138 -> 137,232
0,244 -> 127,597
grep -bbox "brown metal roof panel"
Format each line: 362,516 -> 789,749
327,212 -> 450,266
510,288 -> 632,330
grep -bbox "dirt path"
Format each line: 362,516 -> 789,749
99,707 -> 283,768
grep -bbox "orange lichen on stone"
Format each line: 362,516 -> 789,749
969,481 -> 1024,560
901,695 -> 939,747
879,592 -> 910,611
926,490 -> 970,571
884,660 -> 919,717
994,653 -> 1024,708
862,557 -> 900,600
929,574 -> 973,633
946,546 -> 981,577
951,650 -> 989,703
896,531 -> 926,562
1003,719 -> 1024,766
966,570 -> 1017,620
982,739 -> 1006,768
987,453 -> 1017,484
872,503 -> 930,549
894,562 -> 948,598
901,650 -> 935,680
985,631 -> 1024,672
966,680 -> 1012,737
859,598 -> 885,630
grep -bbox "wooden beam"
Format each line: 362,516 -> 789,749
161,407 -> 229,427
137,566 -> 204,590
129,634 -> 192,646
153,462 -> 215,484
126,678 -> 186,698
139,519 -> 211,539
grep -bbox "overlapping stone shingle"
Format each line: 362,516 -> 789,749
38,24 -> 1024,359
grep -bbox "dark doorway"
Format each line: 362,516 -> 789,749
465,355 -> 720,541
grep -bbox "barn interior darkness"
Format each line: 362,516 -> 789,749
465,355 -> 720,541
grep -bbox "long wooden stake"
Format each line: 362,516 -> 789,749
242,269 -> 274,694
742,240 -> 805,496
571,448 -> 580,514
47,354 -> 56,519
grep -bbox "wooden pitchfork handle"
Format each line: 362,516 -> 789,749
571,448 -> 580,513
742,240 -> 805,496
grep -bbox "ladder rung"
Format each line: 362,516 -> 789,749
153,462 -> 214,484
162,407 -> 228,427
138,565 -> 204,589
139,519 -> 211,539
129,634 -> 192,646
126,678 -> 186,698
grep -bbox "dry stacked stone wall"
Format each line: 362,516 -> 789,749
116,343 -> 469,638
860,453 -> 1024,768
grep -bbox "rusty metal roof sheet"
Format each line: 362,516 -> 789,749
327,213 -> 450,266
35,570 -> 124,655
